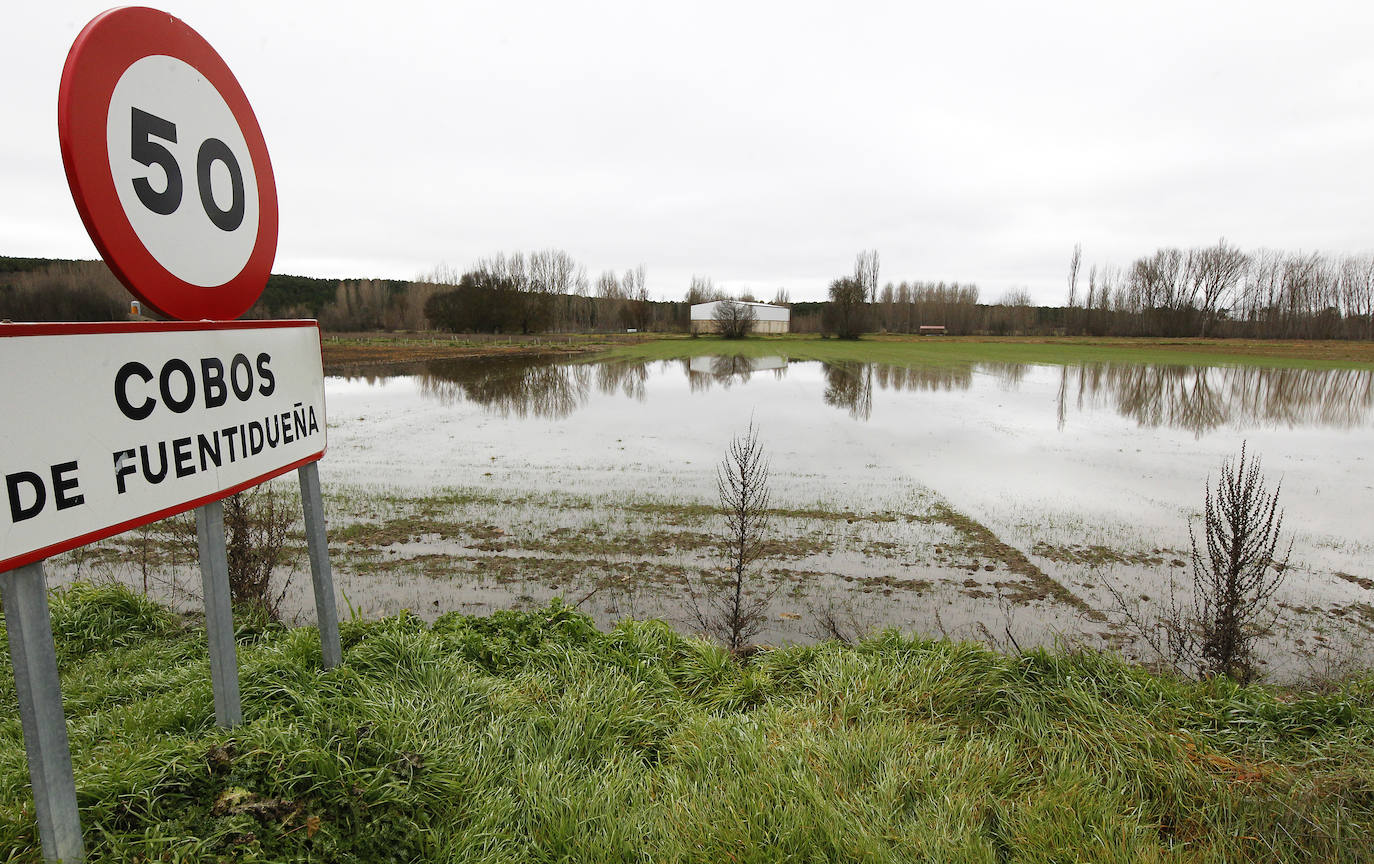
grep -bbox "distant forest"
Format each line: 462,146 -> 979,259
3,240 -> 1371,339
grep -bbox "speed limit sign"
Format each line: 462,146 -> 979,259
58,7 -> 278,321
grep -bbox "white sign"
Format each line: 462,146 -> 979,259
0,321 -> 325,572
108,55 -> 261,288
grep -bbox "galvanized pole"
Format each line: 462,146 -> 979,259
195,501 -> 242,726
1,561 -> 85,862
298,462 -> 342,669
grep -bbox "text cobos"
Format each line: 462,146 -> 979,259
115,351 -> 275,420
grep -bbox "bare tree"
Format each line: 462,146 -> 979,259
855,249 -> 881,304
687,423 -> 777,654
713,298 -> 756,339
1190,239 -> 1248,337
1067,243 -> 1082,307
1067,243 -> 1082,334
686,275 -> 718,305
824,276 -> 868,338
996,287 -> 1034,336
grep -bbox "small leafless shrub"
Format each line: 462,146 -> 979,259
1189,443 -> 1292,682
685,423 -> 778,654
1105,443 -> 1292,683
222,485 -> 297,622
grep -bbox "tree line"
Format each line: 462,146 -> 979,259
1065,241 -> 1374,340
419,251 -> 686,333
6,242 -> 1374,340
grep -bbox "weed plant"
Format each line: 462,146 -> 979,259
1,584 -> 1371,862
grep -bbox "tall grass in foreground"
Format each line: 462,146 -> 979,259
2,583 -> 1372,862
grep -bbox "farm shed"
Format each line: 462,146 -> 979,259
690,301 -> 791,334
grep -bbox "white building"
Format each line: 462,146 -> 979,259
689,301 -> 791,334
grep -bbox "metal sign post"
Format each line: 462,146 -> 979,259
1,563 -> 85,862
195,500 -> 243,727
299,462 -> 343,669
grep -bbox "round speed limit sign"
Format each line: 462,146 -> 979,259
59,7 -> 278,321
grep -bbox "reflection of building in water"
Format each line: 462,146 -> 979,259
686,355 -> 788,391
412,356 -> 650,419
1056,363 -> 1374,434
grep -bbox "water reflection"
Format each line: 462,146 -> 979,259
686,355 -> 788,390
1055,364 -> 1374,434
822,363 -> 873,420
338,354 -> 1374,432
405,356 -> 650,419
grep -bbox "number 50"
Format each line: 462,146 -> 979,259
130,107 -> 245,232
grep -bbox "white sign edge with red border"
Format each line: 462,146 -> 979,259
0,319 -> 325,575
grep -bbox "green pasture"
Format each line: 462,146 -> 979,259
607,334 -> 1374,370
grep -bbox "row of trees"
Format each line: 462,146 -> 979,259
7,244 -> 1374,340
421,251 -> 687,333
818,251 -> 986,338
1066,241 -> 1374,340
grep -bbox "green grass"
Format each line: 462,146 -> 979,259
2,584 -> 1373,862
605,334 -> 1374,370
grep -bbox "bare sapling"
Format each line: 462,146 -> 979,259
686,422 -> 778,654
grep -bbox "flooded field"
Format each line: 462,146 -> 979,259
54,351 -> 1374,679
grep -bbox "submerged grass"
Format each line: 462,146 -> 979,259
3,584 -> 1373,862
608,334 -> 1374,370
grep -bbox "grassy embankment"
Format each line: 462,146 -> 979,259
2,584 -> 1372,862
606,334 -> 1374,370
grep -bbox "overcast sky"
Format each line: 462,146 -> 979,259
6,1 -> 1374,304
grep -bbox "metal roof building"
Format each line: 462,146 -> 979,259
689,301 -> 790,334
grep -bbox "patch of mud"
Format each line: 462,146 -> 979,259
1334,571 -> 1374,591
919,502 -> 1101,618
1032,543 -> 1188,570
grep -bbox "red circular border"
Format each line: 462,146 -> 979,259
58,6 -> 278,321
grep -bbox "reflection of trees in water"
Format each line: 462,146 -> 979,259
872,362 -> 974,392
825,362 -> 978,421
386,354 -> 1370,432
981,362 -> 1029,389
1056,363 -> 1374,434
413,356 -> 654,419
822,362 -> 873,420
596,358 -> 649,401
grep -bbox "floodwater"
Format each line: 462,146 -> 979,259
323,354 -> 1373,541
56,352 -> 1374,676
